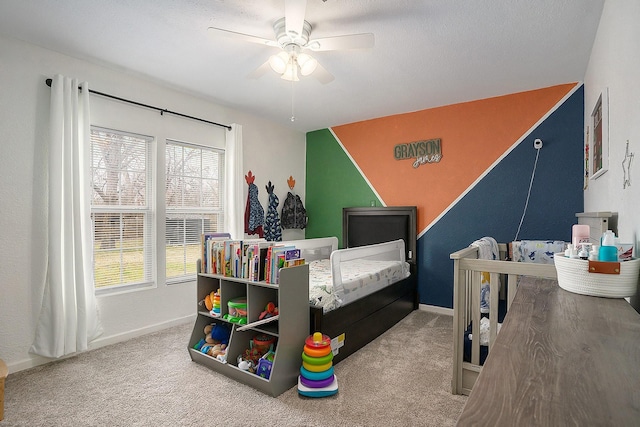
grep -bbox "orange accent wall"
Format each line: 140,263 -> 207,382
332,84 -> 577,233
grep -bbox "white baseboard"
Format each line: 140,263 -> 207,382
418,304 -> 453,316
88,314 -> 195,349
8,353 -> 64,374
7,314 -> 195,374
9,307 -> 452,374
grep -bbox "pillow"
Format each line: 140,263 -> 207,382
511,240 -> 565,264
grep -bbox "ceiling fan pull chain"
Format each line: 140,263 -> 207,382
290,78 -> 295,122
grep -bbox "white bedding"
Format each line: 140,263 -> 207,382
308,257 -> 411,313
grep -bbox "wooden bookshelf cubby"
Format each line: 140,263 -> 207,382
188,261 -> 309,397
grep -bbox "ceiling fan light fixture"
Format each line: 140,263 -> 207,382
208,2 -> 374,87
269,51 -> 290,74
297,53 -> 318,76
280,60 -> 299,82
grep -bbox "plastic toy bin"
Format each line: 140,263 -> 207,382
225,297 -> 247,324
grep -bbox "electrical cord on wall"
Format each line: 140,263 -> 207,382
514,143 -> 542,241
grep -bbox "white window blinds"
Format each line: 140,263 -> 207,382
90,127 -> 153,289
165,140 -> 225,281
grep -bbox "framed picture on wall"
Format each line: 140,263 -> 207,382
590,88 -> 609,180
584,126 -> 589,189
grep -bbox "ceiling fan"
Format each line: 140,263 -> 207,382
207,0 -> 375,84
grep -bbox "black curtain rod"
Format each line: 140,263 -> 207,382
45,78 -> 232,131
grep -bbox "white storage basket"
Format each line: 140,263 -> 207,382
554,254 -> 640,298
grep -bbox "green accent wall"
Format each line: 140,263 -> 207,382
305,129 -> 380,248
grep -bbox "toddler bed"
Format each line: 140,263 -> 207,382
286,206 -> 418,364
450,240 -> 561,395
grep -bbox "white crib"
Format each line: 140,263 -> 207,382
450,243 -> 558,395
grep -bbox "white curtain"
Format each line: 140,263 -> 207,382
224,123 -> 245,239
31,75 -> 103,358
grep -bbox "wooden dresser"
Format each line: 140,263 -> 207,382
456,277 -> 640,426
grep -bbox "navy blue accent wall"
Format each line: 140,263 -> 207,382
418,86 -> 584,308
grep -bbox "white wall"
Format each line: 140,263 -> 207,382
0,35 -> 305,372
583,0 -> 640,310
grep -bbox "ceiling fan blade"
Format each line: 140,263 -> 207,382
208,26 -> 278,47
312,62 -> 335,85
247,60 -> 272,79
285,0 -> 307,40
306,33 -> 375,51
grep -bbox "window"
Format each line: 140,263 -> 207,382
90,127 -> 153,290
165,140 -> 225,281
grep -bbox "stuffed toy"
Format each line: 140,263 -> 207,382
204,323 -> 230,345
203,342 -> 227,358
193,338 -> 226,359
197,323 -> 231,359
242,346 -> 263,372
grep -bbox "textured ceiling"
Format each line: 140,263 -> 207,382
0,0 -> 604,132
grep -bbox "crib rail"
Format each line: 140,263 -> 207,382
450,244 -> 557,395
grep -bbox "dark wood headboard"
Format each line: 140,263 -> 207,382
342,206 -> 417,264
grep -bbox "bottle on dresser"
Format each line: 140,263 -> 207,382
599,230 -> 618,262
572,224 -> 590,247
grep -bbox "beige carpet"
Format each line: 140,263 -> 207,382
4,310 -> 466,426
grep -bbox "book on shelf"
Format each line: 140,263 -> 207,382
215,241 -> 225,275
284,257 -> 305,268
232,240 -> 243,278
264,246 -> 274,284
209,241 -> 222,274
285,248 -> 301,261
265,245 -> 290,284
280,248 -> 305,281
201,237 -> 301,283
258,247 -> 269,281
200,233 -> 272,281
268,245 -> 306,284
201,232 -> 230,274
223,240 -> 234,277
242,242 -> 260,281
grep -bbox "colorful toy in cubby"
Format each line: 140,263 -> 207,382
223,297 -> 247,324
253,333 -> 277,354
256,350 -> 276,379
237,334 -> 277,375
210,290 -> 221,317
298,332 -> 338,397
193,323 -> 231,362
203,290 -> 221,317
259,302 -> 278,320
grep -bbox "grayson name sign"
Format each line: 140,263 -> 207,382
394,138 -> 442,168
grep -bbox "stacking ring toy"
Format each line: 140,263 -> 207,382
300,374 -> 335,389
300,366 -> 334,381
303,344 -> 332,358
302,360 -> 333,372
301,351 -> 333,365
305,332 -> 331,348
